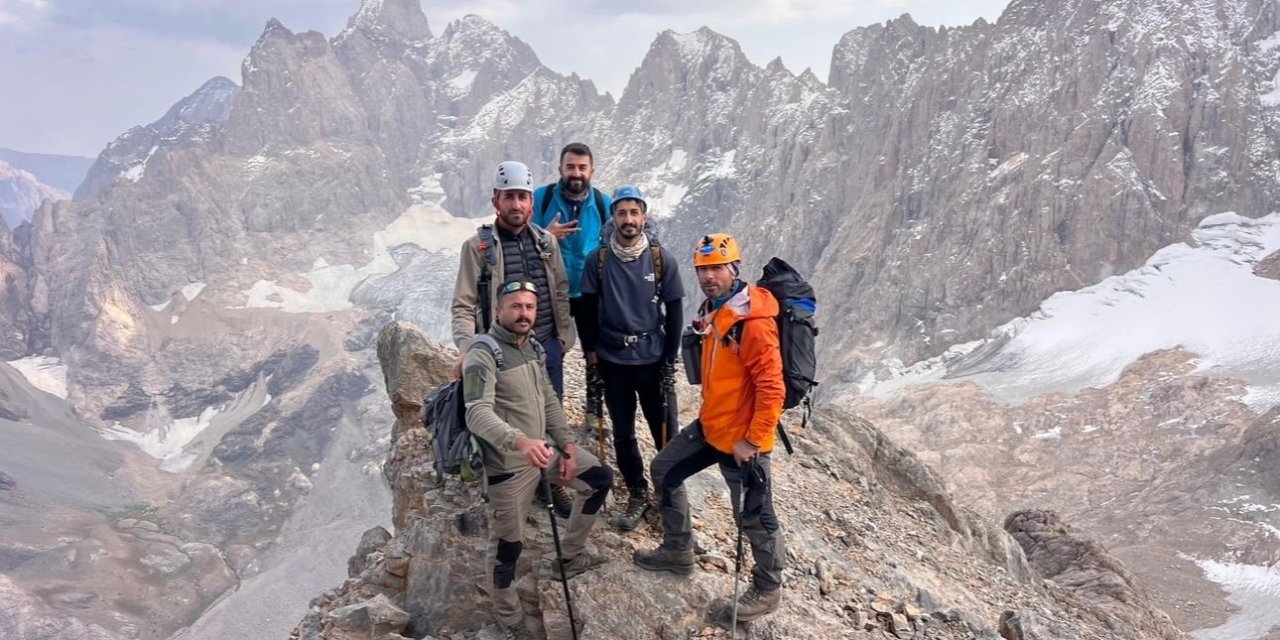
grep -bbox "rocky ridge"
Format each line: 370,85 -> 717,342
849,349 -> 1280,631
288,321 -> 1186,640
75,76 -> 240,200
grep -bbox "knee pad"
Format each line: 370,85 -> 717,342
493,539 -> 523,589
578,465 -> 613,515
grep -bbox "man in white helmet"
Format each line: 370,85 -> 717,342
452,161 -> 575,393
452,160 -> 578,518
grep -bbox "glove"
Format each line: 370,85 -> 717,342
659,359 -> 677,397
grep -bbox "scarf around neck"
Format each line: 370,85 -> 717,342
609,230 -> 649,262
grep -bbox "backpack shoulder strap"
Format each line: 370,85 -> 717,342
476,226 -> 499,332
651,246 -> 664,300
531,224 -> 554,253
596,246 -> 609,280
538,182 -> 557,219
477,225 -> 498,267
470,334 -> 505,369
593,187 -> 608,226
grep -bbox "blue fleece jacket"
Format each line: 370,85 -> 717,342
532,182 -> 612,299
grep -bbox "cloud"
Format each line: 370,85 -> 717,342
0,0 -> 50,29
0,21 -> 245,155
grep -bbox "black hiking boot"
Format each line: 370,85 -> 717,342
632,544 -> 695,575
608,486 -> 648,532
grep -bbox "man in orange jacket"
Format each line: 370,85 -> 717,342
633,232 -> 786,622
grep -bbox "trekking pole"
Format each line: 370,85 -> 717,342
541,469 -> 579,640
730,457 -> 752,639
594,382 -> 607,463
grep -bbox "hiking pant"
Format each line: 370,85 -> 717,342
599,359 -> 672,491
569,296 -> 591,362
651,420 -> 785,591
540,335 -> 564,400
485,448 -> 613,626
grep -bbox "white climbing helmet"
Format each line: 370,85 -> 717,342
493,161 -> 534,192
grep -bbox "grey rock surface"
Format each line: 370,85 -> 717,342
291,324 -> 1187,640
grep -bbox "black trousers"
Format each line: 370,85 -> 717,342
598,359 -> 671,491
569,296 -> 593,361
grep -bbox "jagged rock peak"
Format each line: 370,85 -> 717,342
346,0 -> 432,42
797,67 -> 822,86
653,25 -> 747,63
886,12 -> 921,30
159,76 -> 239,127
261,17 -> 292,39
437,14 -> 530,57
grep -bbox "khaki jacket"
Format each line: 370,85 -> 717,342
451,222 -> 575,352
462,322 -> 577,475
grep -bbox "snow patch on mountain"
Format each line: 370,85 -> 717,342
635,149 -> 691,219
862,212 -> 1280,409
123,146 -> 159,183
1189,556 -> 1280,640
235,203 -> 482,314
103,406 -> 222,473
181,282 -> 206,302
5,356 -> 68,399
101,380 -> 274,473
447,70 -> 477,97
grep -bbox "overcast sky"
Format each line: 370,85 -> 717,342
0,0 -> 1010,158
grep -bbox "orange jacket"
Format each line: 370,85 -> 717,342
696,284 -> 785,454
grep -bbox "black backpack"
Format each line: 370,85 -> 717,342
753,257 -> 819,411
722,257 -> 819,444
423,335 -> 546,482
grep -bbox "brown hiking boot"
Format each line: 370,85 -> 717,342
632,544 -> 695,576
608,487 -> 648,532
726,585 -> 781,622
541,549 -> 607,580
535,484 -> 574,520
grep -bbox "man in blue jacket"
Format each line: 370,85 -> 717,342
533,142 -> 611,316
533,143 -> 612,421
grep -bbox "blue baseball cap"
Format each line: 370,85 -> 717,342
611,185 -> 647,212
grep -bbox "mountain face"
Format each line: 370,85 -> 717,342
74,76 -> 240,200
0,215 -> 36,359
816,0 -> 1280,378
0,160 -> 67,228
4,0 -> 1280,637
0,148 -> 93,194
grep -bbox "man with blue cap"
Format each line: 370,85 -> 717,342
578,185 -> 685,531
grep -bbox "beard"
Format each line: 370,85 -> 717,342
563,176 -> 588,195
499,208 -> 528,228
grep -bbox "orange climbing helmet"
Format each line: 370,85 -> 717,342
693,233 -> 742,267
